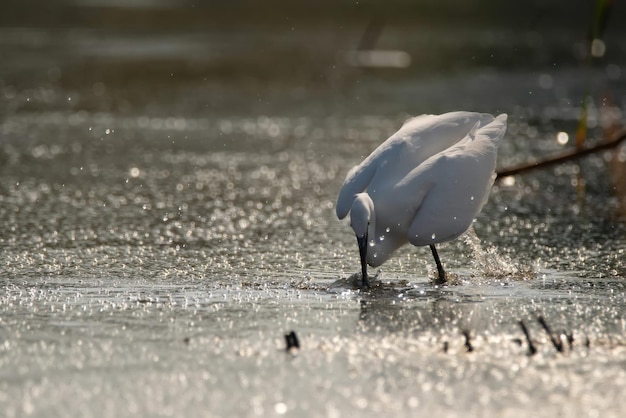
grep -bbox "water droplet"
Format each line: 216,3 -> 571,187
606,63 -> 621,80
591,38 -> 606,58
470,196 -> 475,201
538,73 -> 553,89
368,240 -> 375,247
274,403 -> 288,415
385,227 -> 390,233
431,233 -> 436,240
502,176 -> 516,187
379,235 -> 385,241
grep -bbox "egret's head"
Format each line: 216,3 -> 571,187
349,193 -> 373,238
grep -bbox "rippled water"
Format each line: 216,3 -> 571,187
1,7 -> 626,417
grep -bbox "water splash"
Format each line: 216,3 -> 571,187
463,227 -> 536,281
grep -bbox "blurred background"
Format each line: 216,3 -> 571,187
1,0 -> 625,117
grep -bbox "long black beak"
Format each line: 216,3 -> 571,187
357,233 -> 369,287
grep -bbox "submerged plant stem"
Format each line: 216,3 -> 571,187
496,129 -> 626,180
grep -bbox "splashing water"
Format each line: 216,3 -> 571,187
463,227 -> 536,281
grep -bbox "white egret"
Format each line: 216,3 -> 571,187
336,111 -> 507,286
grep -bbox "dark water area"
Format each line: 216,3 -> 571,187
1,2 -> 625,417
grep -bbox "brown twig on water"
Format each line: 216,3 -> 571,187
518,320 -> 537,356
495,129 -> 626,180
565,331 -> 575,351
285,331 -> 300,351
462,330 -> 474,353
537,316 -> 564,353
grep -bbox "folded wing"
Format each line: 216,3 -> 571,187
336,112 -> 494,219
406,114 -> 507,246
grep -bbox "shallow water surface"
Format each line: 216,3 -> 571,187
1,5 -> 626,417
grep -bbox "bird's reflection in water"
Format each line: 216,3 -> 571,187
356,286 -> 489,337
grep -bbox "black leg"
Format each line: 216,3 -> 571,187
357,234 -> 370,288
429,244 -> 446,283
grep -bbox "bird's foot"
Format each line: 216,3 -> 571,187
431,271 -> 465,286
359,270 -> 384,290
358,274 -> 371,290
329,271 -> 382,291
432,271 -> 447,285
432,276 -> 447,286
